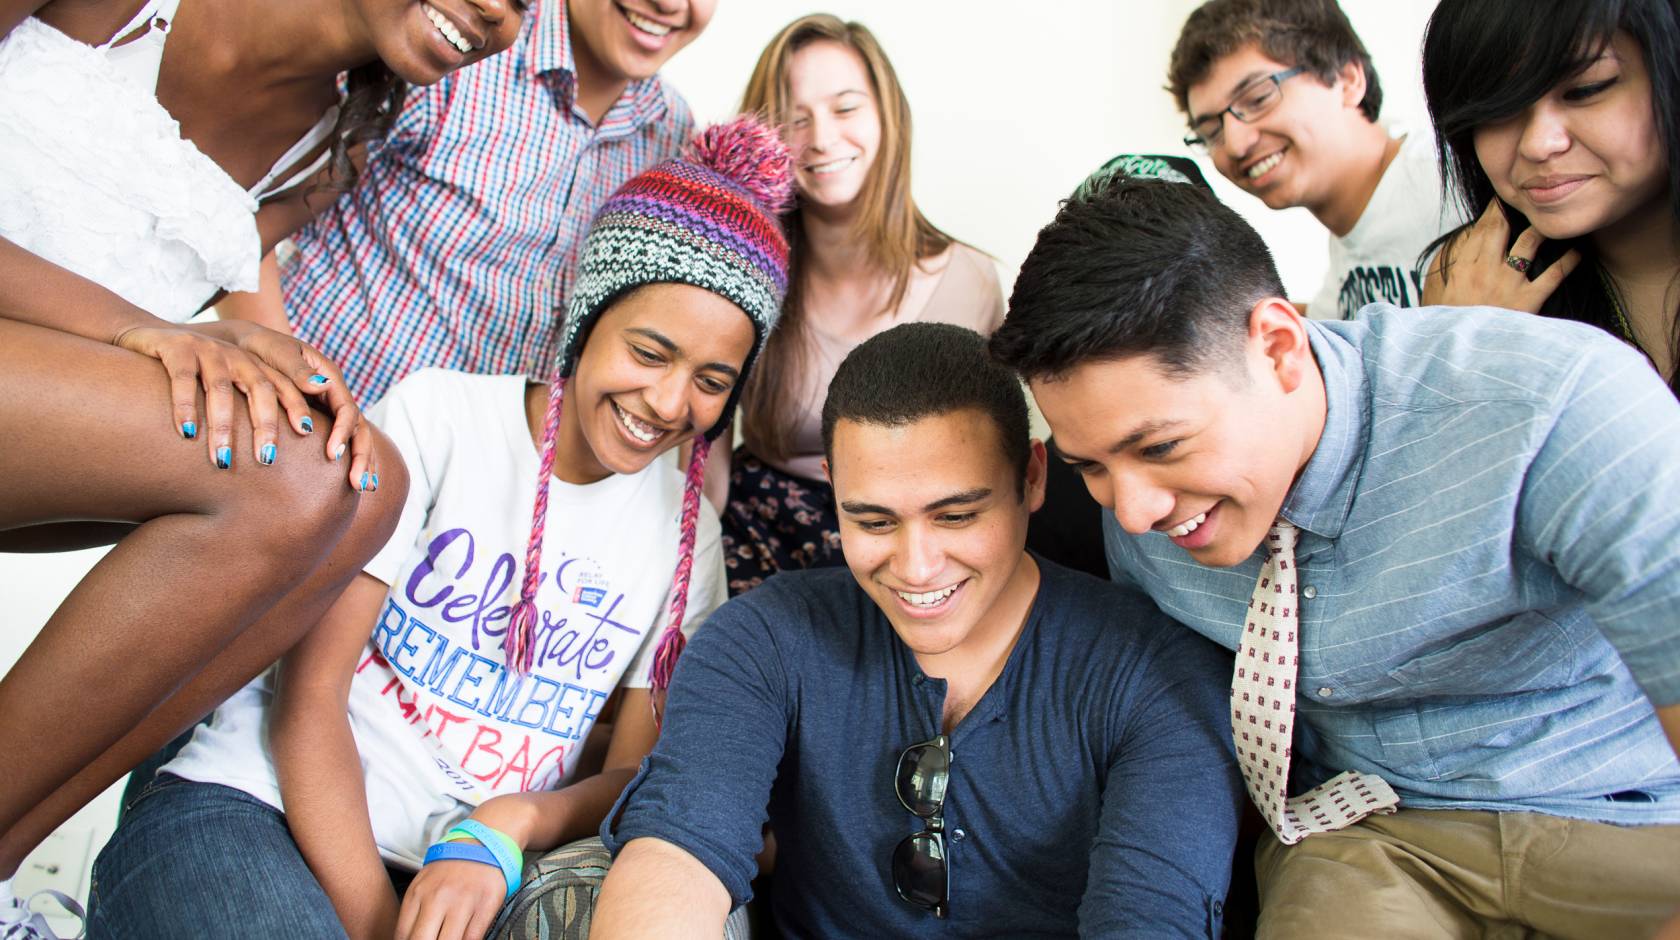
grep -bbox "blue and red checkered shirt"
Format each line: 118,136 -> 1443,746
280,0 -> 693,402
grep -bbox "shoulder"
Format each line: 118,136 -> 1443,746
1031,561 -> 1232,701
1033,560 -> 1204,660
377,369 -> 523,413
642,78 -> 695,148
921,243 -> 1005,331
1325,306 -> 1641,412
688,568 -> 864,659
719,567 -> 861,623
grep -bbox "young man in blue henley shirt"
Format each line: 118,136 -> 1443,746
591,323 -> 1244,938
990,176 -> 1680,938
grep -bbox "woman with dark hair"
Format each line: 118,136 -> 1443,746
0,0 -> 519,930
718,13 -> 1004,596
1421,0 -> 1679,395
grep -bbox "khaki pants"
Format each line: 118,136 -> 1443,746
1254,809 -> 1680,939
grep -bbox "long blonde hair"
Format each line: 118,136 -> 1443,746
738,14 -> 953,465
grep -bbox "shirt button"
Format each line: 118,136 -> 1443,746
912,674 -> 925,686
1317,687 -> 1334,698
951,828 -> 966,842
1302,585 -> 1317,599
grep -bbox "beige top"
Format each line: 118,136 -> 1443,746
771,242 -> 1006,480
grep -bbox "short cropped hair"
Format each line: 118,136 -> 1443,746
989,176 -> 1284,382
1168,0 -> 1383,122
822,323 -> 1031,492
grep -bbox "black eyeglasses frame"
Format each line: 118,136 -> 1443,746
1183,66 -> 1307,151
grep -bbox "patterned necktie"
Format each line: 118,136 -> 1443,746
1232,521 -> 1398,844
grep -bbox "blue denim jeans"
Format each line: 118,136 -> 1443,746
88,774 -> 349,939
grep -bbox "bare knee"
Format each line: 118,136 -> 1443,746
224,416 -> 403,567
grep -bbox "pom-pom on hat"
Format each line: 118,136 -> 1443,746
507,116 -> 793,708
554,115 -> 794,440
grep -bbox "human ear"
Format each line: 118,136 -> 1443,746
1338,59 -> 1367,111
821,458 -> 832,485
1247,298 -> 1312,394
1023,438 -> 1048,513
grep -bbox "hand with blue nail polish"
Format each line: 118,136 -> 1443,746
211,323 -> 376,492
215,446 -> 233,470
181,421 -> 197,440
259,443 -> 277,466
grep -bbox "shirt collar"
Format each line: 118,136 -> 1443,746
1280,320 -> 1369,539
525,0 -> 572,80
523,0 -> 668,127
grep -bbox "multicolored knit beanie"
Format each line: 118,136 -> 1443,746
507,116 -> 794,706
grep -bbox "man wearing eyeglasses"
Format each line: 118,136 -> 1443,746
1168,0 -> 1465,321
590,324 -> 1244,937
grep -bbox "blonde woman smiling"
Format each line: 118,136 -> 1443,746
718,13 -> 1003,596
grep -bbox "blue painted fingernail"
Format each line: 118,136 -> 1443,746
300,416 -> 314,434
215,447 -> 232,470
360,471 -> 371,492
259,443 -> 277,466
181,421 -> 197,440
370,472 -> 380,492
308,374 -> 330,385
334,443 -> 346,461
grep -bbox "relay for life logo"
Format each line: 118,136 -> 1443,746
357,525 -> 649,795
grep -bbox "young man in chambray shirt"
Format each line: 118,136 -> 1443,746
991,176 -> 1680,938
591,324 -> 1243,938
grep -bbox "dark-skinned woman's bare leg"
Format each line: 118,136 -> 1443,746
0,318 -> 407,876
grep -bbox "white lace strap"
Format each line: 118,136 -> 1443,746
249,104 -> 341,202
96,0 -> 175,50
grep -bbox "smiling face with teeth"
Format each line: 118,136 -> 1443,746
782,39 -> 882,216
359,0 -> 523,86
1030,300 -> 1326,569
544,283 -> 753,485
568,0 -> 714,90
828,409 -> 1046,665
1184,43 -> 1377,224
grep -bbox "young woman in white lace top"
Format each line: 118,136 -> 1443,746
0,0 -> 520,930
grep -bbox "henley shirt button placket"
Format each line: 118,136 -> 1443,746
1302,585 -> 1317,599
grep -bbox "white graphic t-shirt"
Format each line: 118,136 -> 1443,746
1309,129 -> 1469,320
165,370 -> 724,867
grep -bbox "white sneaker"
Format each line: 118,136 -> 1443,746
0,888 -> 84,940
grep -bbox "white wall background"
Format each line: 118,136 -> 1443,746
662,0 -> 1442,299
0,0 -> 1440,924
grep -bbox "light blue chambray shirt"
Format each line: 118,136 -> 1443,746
1104,305 -> 1680,824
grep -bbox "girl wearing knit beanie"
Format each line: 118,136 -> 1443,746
86,117 -> 792,940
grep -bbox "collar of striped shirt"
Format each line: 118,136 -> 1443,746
521,0 -> 668,126
1279,322 -> 1371,541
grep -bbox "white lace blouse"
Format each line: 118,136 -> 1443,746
0,3 -> 336,323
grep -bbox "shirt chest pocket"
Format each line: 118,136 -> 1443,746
1383,610 -> 1580,696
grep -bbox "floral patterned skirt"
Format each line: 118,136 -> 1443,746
721,448 -> 845,596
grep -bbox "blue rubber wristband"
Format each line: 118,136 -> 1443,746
447,819 -> 523,900
423,841 -> 499,870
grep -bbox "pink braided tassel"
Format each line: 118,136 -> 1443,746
508,377 -> 568,675
650,436 -> 712,708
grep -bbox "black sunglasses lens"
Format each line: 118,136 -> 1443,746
892,831 -> 948,912
896,742 -> 950,818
